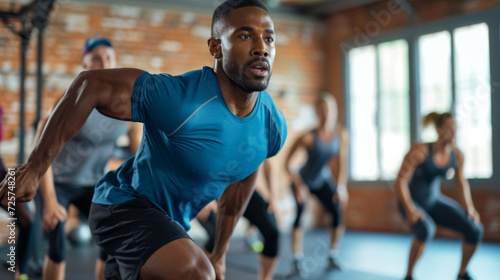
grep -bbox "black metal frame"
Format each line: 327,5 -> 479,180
0,0 -> 55,164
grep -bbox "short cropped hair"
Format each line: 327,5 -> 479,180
211,0 -> 269,38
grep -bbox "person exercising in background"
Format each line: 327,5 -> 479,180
396,112 -> 483,280
284,93 -> 349,277
35,36 -> 142,280
0,1 -> 287,279
198,160 -> 281,280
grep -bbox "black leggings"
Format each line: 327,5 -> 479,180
400,196 -> 483,244
47,185 -> 107,262
293,180 -> 342,229
199,191 -> 280,258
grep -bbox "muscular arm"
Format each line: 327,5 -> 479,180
211,169 -> 259,279
0,68 -> 144,206
33,116 -> 57,205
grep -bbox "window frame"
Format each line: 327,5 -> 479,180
343,6 -> 500,187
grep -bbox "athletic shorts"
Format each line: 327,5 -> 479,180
89,195 -> 192,280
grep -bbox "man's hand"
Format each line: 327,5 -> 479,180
43,201 -> 68,232
0,164 -> 40,209
210,255 -> 226,280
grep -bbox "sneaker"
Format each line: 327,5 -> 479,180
287,259 -> 307,278
326,256 -> 344,270
457,272 -> 474,280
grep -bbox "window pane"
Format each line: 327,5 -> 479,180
349,45 -> 378,180
454,23 -> 492,178
419,31 -> 452,142
378,40 -> 410,179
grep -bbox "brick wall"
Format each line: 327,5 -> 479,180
322,0 -> 500,242
0,1 -> 326,242
0,1 -> 326,168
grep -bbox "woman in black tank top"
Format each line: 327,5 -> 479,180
284,93 -> 349,276
395,112 -> 483,280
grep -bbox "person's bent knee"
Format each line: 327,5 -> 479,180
331,215 -> 342,228
262,227 -> 279,258
464,222 -> 483,244
47,251 -> 65,263
183,256 -> 215,280
413,220 -> 435,243
47,223 -> 66,263
140,254 -> 215,280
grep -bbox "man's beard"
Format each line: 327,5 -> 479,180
224,58 -> 272,92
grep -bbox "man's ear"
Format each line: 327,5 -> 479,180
208,37 -> 222,59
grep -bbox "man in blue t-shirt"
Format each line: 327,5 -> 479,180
0,1 -> 287,279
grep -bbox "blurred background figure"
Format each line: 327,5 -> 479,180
284,93 -> 348,277
396,112 -> 483,280
34,36 -> 141,280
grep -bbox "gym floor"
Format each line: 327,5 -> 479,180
0,230 -> 498,280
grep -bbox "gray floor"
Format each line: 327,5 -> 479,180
1,230 -> 499,279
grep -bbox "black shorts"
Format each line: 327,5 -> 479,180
89,195 -> 192,280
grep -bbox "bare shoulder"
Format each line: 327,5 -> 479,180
405,142 -> 429,163
301,130 -> 315,148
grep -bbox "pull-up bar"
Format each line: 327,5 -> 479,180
0,0 -> 55,164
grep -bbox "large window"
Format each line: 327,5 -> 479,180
453,23 -> 492,178
419,31 -> 452,142
349,40 -> 409,180
347,22 -> 493,181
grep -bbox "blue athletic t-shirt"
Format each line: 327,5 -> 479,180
92,67 -> 287,230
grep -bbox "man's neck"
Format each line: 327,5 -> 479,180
214,66 -> 259,118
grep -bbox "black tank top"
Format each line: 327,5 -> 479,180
299,130 -> 340,190
408,143 -> 455,208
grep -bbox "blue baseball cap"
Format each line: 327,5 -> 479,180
83,36 -> 113,57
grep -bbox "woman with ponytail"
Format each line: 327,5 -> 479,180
395,112 -> 483,280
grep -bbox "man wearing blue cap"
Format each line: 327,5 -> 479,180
35,35 -> 142,280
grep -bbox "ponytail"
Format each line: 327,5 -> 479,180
422,111 -> 453,128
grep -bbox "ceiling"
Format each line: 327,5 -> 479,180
0,0 -> 383,17
267,0 -> 381,15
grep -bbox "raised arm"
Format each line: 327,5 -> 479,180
211,169 -> 259,280
395,143 -> 428,225
454,147 -> 480,223
0,68 -> 144,207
